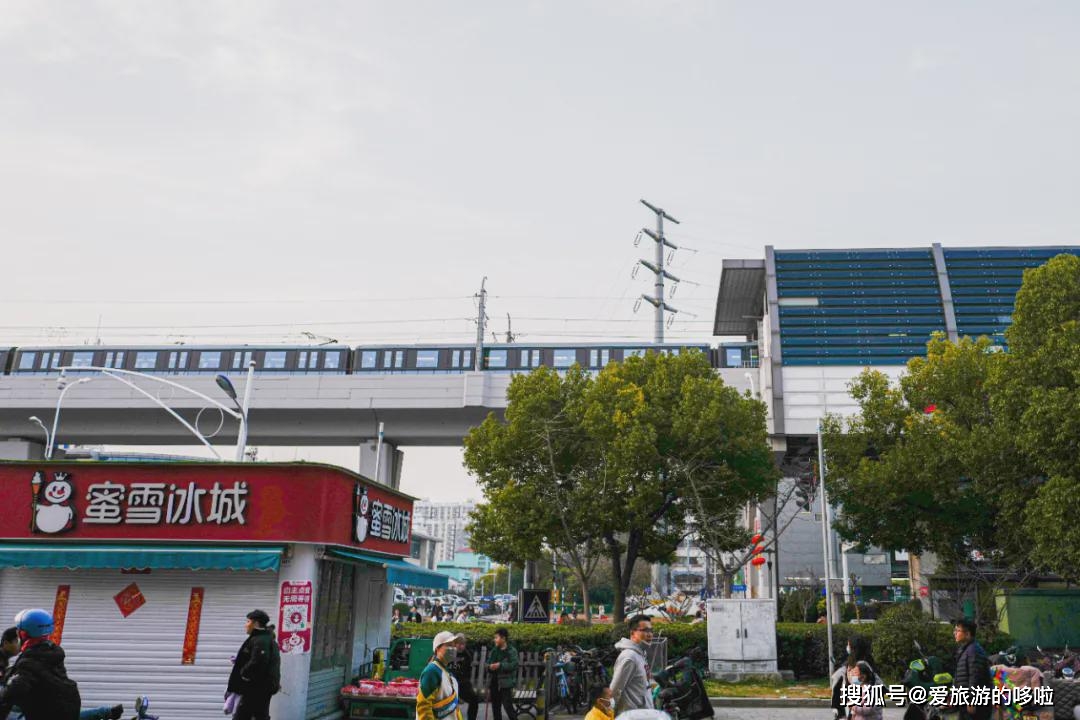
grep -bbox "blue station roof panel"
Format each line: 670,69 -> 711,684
775,249 -> 946,366
943,247 -> 1080,349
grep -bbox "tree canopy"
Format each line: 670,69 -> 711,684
464,349 -> 778,621
821,253 -> 1080,584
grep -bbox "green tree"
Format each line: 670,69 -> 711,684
465,365 -> 605,621
464,350 -> 778,622
996,254 -> 1080,578
819,253 -> 1080,623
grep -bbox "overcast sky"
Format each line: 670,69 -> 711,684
4,2 -> 1079,500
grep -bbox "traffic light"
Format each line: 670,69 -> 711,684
794,464 -> 818,512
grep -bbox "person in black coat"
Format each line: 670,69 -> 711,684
951,619 -> 991,720
0,627 -> 18,686
0,609 -> 81,720
450,634 -> 481,720
227,610 -> 281,720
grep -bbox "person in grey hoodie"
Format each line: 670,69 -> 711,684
610,614 -> 654,714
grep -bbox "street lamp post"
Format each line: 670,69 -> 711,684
46,364 -> 255,462
47,376 -> 92,460
744,371 -> 757,398
216,360 -> 256,462
28,416 -> 50,454
818,419 -> 836,675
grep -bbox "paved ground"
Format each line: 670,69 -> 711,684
550,706 -> 910,720
709,708 -> 907,720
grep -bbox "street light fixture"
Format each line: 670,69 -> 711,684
744,371 -> 757,398
28,416 -> 50,452
47,373 -> 93,460
46,362 -> 256,462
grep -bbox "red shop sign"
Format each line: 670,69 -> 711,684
1,462 -> 413,557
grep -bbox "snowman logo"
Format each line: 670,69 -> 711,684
282,632 -> 305,654
31,471 -> 76,534
354,485 -> 370,543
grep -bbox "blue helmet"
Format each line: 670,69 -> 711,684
14,608 -> 54,638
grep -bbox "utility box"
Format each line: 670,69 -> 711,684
706,599 -> 780,680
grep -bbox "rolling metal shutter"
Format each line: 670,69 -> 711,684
0,567 -> 276,720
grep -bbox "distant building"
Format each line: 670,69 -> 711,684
436,549 -> 493,592
407,529 -> 441,571
413,500 -> 477,563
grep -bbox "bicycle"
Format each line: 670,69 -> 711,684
543,647 -> 580,715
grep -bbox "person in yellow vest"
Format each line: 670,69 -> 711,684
416,631 -> 463,720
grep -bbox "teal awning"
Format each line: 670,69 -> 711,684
327,548 -> 449,590
0,544 -> 282,572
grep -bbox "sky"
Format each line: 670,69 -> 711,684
3,1 -> 1080,500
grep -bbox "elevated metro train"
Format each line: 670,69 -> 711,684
0,342 -> 759,377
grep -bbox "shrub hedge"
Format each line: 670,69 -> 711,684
393,615 -> 1013,681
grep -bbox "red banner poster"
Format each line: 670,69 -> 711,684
278,580 -> 312,654
114,582 -> 146,618
50,585 -> 70,645
181,587 -> 204,665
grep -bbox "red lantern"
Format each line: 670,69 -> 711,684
751,546 -> 765,556
750,534 -> 763,544
751,556 -> 767,567
924,404 -> 937,414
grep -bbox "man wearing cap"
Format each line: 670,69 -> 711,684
227,610 -> 281,720
417,631 -> 463,720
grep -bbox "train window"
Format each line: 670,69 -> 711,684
71,352 -> 94,367
324,353 -> 340,370
298,351 -> 309,370
463,349 -> 472,369
625,348 -> 647,358
105,351 -> 125,368
589,349 -> 610,368
233,351 -> 253,369
361,351 -> 377,369
485,350 -> 507,369
18,353 -> 35,370
416,350 -> 439,368
394,351 -> 404,368
518,351 -> 531,368
135,352 -> 158,369
452,350 -> 461,368
265,351 -> 287,369
198,352 -> 221,369
724,348 -> 743,367
168,351 -> 189,370
553,349 -> 576,368
39,352 -> 51,369
382,351 -> 393,369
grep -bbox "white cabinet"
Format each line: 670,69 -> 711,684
706,599 -> 778,678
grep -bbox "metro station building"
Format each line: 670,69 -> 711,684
714,243 -> 1080,612
0,461 -> 446,720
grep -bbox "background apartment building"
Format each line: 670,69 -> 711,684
413,500 -> 477,563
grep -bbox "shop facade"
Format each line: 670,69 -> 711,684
0,461 -> 447,720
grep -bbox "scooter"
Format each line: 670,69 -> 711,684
650,654 -> 714,720
901,641 -> 957,720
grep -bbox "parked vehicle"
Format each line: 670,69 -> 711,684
901,640 -> 955,720
650,652 -> 713,720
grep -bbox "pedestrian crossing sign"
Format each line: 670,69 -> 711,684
517,589 -> 551,624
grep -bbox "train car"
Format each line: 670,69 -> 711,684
4,342 -> 757,377
9,345 -> 352,376
350,343 -> 714,374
